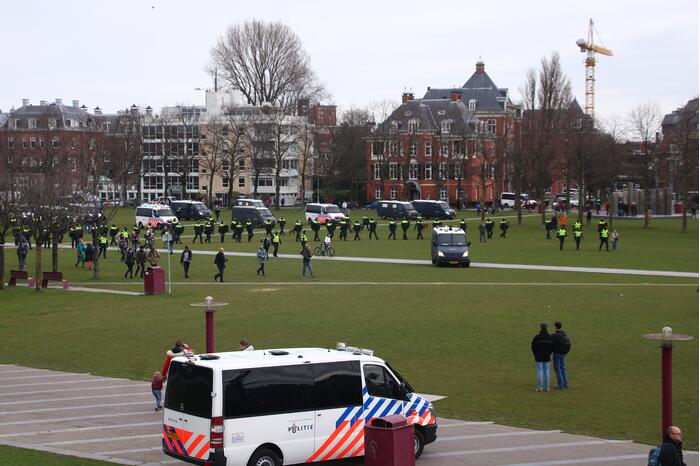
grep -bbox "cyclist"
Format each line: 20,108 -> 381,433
321,234 -> 332,255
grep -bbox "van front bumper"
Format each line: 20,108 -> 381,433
164,448 -> 227,466
423,423 -> 438,444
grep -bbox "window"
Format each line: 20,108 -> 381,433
425,164 -> 432,180
22,139 -> 27,149
39,139 -> 45,149
390,187 -> 397,200
48,119 -> 58,130
441,120 -> 451,133
7,138 -> 13,149
487,119 -> 496,134
372,142 -> 384,156
375,187 -> 382,200
363,364 -> 403,400
222,161 -> 230,172
102,122 -> 111,131
164,361 -> 213,418
52,138 -> 59,149
238,176 -> 245,188
373,162 -> 381,180
313,362 -> 363,409
388,162 -> 398,180
30,138 -> 36,149
440,187 -> 448,200
440,143 -> 449,157
439,162 -> 447,180
425,142 -> 432,156
222,177 -> 230,188
257,178 -> 273,187
468,99 -> 477,111
239,158 -> 246,169
390,141 -> 398,156
390,121 -> 398,133
409,162 -> 418,180
408,119 -> 419,132
409,142 -> 417,156
89,138 -> 96,150
28,119 -> 37,129
223,365 -> 315,418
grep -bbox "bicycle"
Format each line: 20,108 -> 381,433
314,245 -> 335,257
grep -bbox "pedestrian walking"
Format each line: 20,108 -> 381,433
151,371 -> 165,411
135,246 -> 147,277
551,321 -> 571,390
388,220 -> 397,240
485,218 -> 494,239
124,248 -> 135,278
599,227 -> 610,251
479,221 -> 487,243
261,234 -> 271,258
271,231 -> 280,257
611,229 -> 619,250
658,426 -> 688,466
353,221 -> 362,240
118,236 -> 128,262
98,234 -> 108,259
414,217 -> 424,240
17,237 -> 29,271
180,246 -> 192,279
369,218 -> 380,240
84,243 -> 95,270
557,226 -> 567,250
301,244 -> 314,278
499,218 -> 509,238
147,247 -> 160,267
531,323 -> 553,392
293,220 -> 303,242
574,229 -> 583,250
214,248 -> 227,282
218,221 -> 229,243
245,220 -> 254,242
256,244 -> 267,276
193,222 -> 204,243
545,216 -> 553,239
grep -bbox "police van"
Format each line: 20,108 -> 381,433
304,203 -> 347,224
431,226 -> 470,267
134,203 -> 178,229
162,344 -> 438,466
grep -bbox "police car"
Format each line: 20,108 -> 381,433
431,226 -> 470,267
134,203 -> 178,229
162,344 -> 438,466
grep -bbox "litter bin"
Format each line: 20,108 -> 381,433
144,266 -> 165,295
364,414 -> 415,466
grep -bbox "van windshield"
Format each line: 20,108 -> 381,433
156,207 -> 174,217
193,202 -> 208,211
256,207 -> 273,217
324,205 -> 341,213
437,233 -> 467,246
164,361 -> 213,418
437,201 -> 450,209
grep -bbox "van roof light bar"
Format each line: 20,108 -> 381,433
335,342 -> 373,356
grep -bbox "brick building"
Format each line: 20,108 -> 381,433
367,61 -> 521,206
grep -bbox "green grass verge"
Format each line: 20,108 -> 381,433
0,445 -> 110,465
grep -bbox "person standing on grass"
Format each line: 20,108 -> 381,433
256,244 -> 267,276
414,217 -> 424,240
301,244 -> 314,278
479,221 -> 487,243
84,242 -> 95,270
151,371 -> 164,411
599,227 -> 610,251
124,248 -> 135,278
271,231 -> 280,257
214,248 -> 227,282
551,321 -> 571,390
531,323 -> 553,392
17,237 -> 29,271
574,228 -> 583,250
557,226 -> 567,251
135,246 -> 147,278
369,218 -> 380,240
180,246 -> 193,279
611,230 -> 619,250
499,218 -> 509,238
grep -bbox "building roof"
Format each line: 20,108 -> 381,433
422,61 -> 513,113
374,98 -> 478,135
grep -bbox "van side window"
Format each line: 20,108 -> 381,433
136,208 -> 151,217
313,361 -> 363,409
164,361 -> 213,418
363,364 -> 403,400
223,365 -> 314,418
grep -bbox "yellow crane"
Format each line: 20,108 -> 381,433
576,19 -> 613,119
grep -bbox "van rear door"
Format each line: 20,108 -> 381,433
163,361 -> 214,462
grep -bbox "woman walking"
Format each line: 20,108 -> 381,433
256,244 -> 267,276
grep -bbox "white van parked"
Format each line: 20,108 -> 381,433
304,203 -> 348,224
162,345 -> 437,466
134,203 -> 178,229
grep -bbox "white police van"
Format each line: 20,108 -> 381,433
304,203 -> 348,224
162,344 -> 437,466
135,203 -> 178,229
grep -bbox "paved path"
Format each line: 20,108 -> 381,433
0,365 -> 696,466
5,243 -> 697,279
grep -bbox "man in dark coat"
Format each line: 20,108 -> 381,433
660,426 -> 687,466
531,323 -> 553,392
214,248 -> 227,282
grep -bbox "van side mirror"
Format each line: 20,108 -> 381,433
467,241 -> 471,247
432,240 -> 437,246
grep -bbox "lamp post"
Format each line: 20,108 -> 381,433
191,296 -> 228,354
642,326 -> 693,439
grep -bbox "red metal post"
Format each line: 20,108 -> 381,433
661,343 -> 673,438
205,308 -> 215,354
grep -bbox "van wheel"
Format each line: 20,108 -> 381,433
247,448 -> 281,466
414,429 -> 425,459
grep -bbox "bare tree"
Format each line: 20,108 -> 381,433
201,116 -> 229,205
520,53 -> 572,224
627,101 -> 662,228
0,176 -> 17,289
325,108 -> 371,202
209,19 -> 327,112
296,120 -> 316,203
220,113 -> 247,207
367,100 -> 399,200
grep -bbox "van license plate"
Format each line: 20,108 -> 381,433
449,261 -> 459,264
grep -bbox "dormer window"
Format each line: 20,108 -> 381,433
441,120 -> 452,134
408,119 -> 419,133
65,119 -> 72,128
28,119 -> 37,129
468,99 -> 477,111
390,121 -> 398,133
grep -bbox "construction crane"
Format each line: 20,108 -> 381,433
576,19 -> 613,119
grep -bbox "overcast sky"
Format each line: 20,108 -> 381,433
1,0 -> 697,126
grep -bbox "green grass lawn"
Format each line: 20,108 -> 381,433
0,211 -> 697,461
0,445 -> 110,466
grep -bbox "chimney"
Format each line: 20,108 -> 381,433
40,100 -> 47,106
475,60 -> 485,75
80,105 -> 88,111
130,104 -> 138,116
427,86 -> 431,91
73,100 -> 80,108
401,92 -> 409,104
450,91 -> 462,102
21,98 -> 29,107
55,98 -> 63,105
94,106 -> 102,115
146,106 -> 153,117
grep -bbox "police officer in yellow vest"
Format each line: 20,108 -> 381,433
574,229 -> 583,250
557,227 -> 567,251
400,218 -> 410,240
99,234 -> 109,258
599,227 -> 609,251
272,231 -> 281,257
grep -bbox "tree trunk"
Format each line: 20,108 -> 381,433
0,241 -> 5,289
208,175 -> 215,206
34,243 -> 42,292
92,229 -> 100,280
52,235 -> 59,273
643,189 -> 651,228
300,173 -> 306,205
227,165 -> 235,207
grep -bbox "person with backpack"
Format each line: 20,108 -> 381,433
531,323 -> 553,392
648,426 -> 687,466
551,321 -> 571,389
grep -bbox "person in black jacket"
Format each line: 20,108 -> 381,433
531,323 -> 553,392
660,426 -> 687,466
213,248 -> 228,282
551,321 -> 571,389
